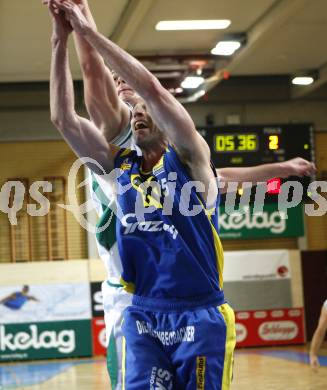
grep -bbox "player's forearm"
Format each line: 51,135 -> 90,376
77,0 -> 97,30
72,5 -> 128,139
218,162 -> 287,184
82,27 -> 160,100
72,0 -> 103,73
50,36 -> 76,129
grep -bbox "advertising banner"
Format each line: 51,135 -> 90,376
223,250 -> 290,282
90,282 -> 104,318
92,318 -> 106,356
235,308 -> 305,347
0,320 -> 92,361
0,283 -> 91,324
219,204 -> 304,239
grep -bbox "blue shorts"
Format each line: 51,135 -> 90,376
121,294 -> 236,389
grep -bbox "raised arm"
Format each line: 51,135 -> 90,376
218,158 -> 316,188
69,0 -> 131,138
310,304 -> 327,371
43,0 -> 130,140
53,0 -> 210,166
48,1 -> 118,173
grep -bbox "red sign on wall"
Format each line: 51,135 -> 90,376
92,318 -> 106,356
235,308 -> 305,347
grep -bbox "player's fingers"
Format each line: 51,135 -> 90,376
59,2 -> 74,16
48,0 -> 59,14
299,160 -> 308,167
60,0 -> 73,9
48,4 -> 56,17
305,163 -> 315,176
48,0 -> 54,12
49,0 -> 58,8
52,0 -> 66,9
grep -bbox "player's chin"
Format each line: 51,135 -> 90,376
134,129 -> 149,139
134,129 -> 151,144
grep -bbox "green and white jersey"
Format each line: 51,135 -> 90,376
89,109 -> 134,282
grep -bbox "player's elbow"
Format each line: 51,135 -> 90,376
51,112 -> 66,131
51,111 -> 76,134
51,113 -> 63,131
79,54 -> 101,77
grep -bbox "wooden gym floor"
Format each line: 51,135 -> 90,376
0,346 -> 326,389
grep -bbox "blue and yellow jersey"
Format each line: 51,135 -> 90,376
114,145 -> 224,301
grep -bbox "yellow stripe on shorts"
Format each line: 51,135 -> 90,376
218,303 -> 236,390
122,336 -> 126,390
196,356 -> 206,389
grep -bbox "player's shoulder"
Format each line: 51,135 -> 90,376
114,147 -> 138,169
116,147 -> 136,160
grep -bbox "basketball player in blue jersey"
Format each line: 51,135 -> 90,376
49,1 -> 315,388
0,286 -> 39,311
46,1 -> 316,387
52,3 -> 234,387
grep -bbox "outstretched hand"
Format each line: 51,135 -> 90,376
52,0 -> 90,35
282,157 -> 316,178
42,0 -> 84,10
48,0 -> 73,39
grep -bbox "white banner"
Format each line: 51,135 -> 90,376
223,250 -> 291,282
0,283 -> 91,324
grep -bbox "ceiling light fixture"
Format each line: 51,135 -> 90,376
156,20 -> 231,31
196,68 -> 203,76
292,76 -> 314,86
211,41 -> 241,56
152,71 -> 182,79
181,76 -> 204,89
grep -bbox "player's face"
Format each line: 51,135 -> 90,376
112,71 -> 137,104
131,102 -> 160,147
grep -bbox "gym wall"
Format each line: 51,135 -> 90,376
0,141 -> 87,262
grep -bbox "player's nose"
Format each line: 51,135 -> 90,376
117,77 -> 127,86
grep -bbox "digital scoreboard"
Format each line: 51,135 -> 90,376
198,124 -> 314,167
198,123 -> 315,201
